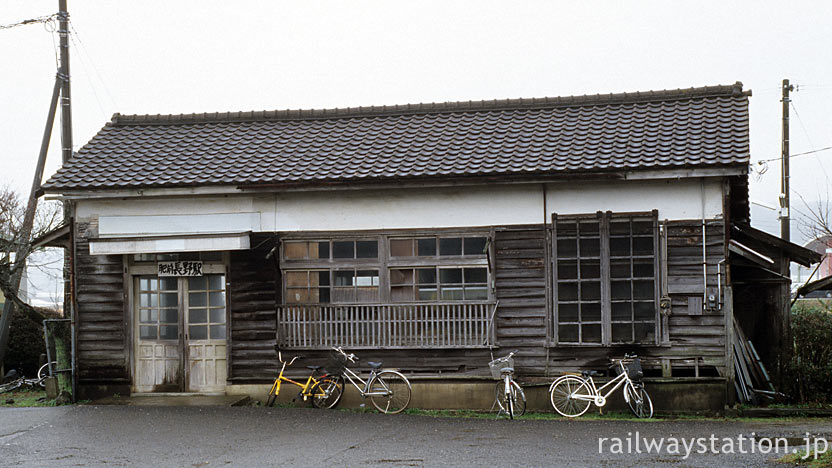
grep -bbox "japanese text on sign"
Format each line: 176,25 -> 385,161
158,261 -> 203,277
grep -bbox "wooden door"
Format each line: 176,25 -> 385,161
134,276 -> 183,392
184,274 -> 228,393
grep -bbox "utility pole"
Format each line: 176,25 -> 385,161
58,0 -> 73,165
780,78 -> 793,242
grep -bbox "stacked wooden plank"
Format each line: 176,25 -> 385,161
732,318 -> 777,403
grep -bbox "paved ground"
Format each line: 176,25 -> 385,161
1,405 -> 830,467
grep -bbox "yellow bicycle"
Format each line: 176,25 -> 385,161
266,352 -> 344,409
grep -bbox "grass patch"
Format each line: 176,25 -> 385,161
778,448 -> 832,468
0,388 -> 55,407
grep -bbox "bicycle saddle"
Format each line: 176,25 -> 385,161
581,370 -> 600,377
500,367 -> 514,375
367,361 -> 383,369
306,365 -> 322,371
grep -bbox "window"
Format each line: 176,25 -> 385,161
281,234 -> 491,304
553,212 -> 658,345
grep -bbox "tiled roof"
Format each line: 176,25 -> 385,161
42,82 -> 751,191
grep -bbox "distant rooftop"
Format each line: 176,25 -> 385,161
42,82 -> 751,192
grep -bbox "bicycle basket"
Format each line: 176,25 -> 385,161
326,352 -> 348,375
625,359 -> 644,382
488,356 -> 514,380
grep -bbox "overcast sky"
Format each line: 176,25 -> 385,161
2,0 -> 832,306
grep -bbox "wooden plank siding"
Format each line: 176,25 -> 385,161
75,222 -> 129,384
227,234 -> 280,381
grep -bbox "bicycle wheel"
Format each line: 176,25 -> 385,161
550,375 -> 593,418
625,383 -> 653,419
37,362 -> 56,388
311,375 -> 344,409
495,380 -> 526,418
0,379 -> 23,394
368,370 -> 411,414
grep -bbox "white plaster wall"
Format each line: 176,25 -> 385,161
545,178 -> 723,220
73,178 -> 725,237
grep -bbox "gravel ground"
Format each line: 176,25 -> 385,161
1,405 -> 830,467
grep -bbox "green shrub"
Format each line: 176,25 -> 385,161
789,302 -> 832,404
4,306 -> 47,377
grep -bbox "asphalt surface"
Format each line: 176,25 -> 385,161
1,405 -> 830,467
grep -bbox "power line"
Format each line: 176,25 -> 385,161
0,14 -> 56,30
758,146 -> 832,164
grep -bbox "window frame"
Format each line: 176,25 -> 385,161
280,230 -> 494,305
550,210 -> 661,346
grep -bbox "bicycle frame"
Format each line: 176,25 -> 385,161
267,354 -> 327,401
566,361 -> 636,407
340,365 -> 390,398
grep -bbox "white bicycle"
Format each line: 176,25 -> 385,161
330,347 -> 412,414
549,354 -> 653,418
489,351 -> 526,419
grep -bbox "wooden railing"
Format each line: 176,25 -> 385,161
277,302 -> 496,349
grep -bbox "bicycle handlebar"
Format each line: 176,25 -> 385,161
277,351 -> 300,366
332,346 -> 358,363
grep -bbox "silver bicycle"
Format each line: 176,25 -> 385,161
549,354 -> 653,418
331,347 -> 412,414
489,350 -> 526,419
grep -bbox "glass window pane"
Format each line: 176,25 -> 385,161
558,303 -> 579,322
417,287 -> 437,301
355,270 -> 379,287
417,238 -> 436,256
160,277 -> 177,291
579,260 -> 600,279
284,241 -> 308,259
581,302 -> 602,322
632,221 -> 653,235
439,237 -> 463,256
187,276 -> 206,290
318,287 -> 330,303
633,280 -> 654,300
633,260 -> 654,278
440,287 -> 464,301
611,260 -> 631,279
356,240 -> 378,258
140,294 -> 151,307
609,221 -> 630,235
318,271 -> 330,286
439,268 -> 462,284
464,287 -> 488,300
189,308 -> 208,324
210,325 -> 226,340
390,239 -> 413,257
557,239 -> 577,257
139,309 -> 154,323
189,325 -> 208,340
634,322 -> 655,342
612,323 -> 633,343
558,324 -> 579,342
316,241 -> 329,259
334,271 -> 355,286
149,278 -> 159,290
579,221 -> 599,235
209,291 -> 225,307
189,292 -> 207,307
611,281 -> 631,300
464,268 -> 487,283
160,309 -> 178,323
160,293 -> 178,308
633,237 -> 654,255
557,220 -> 577,236
634,302 -> 655,321
463,237 -> 488,255
208,275 -> 224,290
558,283 -> 578,301
580,281 -> 601,301
610,237 -> 630,257
390,269 -> 413,285
333,241 -> 354,259
582,324 -> 602,343
579,238 -> 600,257
557,261 -> 577,279
139,325 -> 157,340
209,308 -> 225,324
417,268 -> 436,284
160,325 -> 178,340
612,301 -> 631,321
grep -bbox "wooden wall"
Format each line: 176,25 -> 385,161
75,222 -> 129,384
